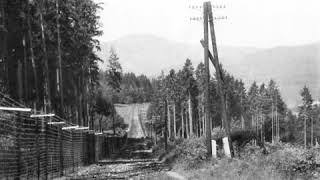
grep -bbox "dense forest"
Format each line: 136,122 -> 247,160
146,58 -> 320,148
0,0 -> 127,132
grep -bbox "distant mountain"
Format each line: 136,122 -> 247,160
98,34 -> 202,77
97,34 -> 320,109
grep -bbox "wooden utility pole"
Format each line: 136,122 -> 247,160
203,2 -> 212,156
207,2 -> 229,135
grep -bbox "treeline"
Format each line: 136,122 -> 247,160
100,48 -> 153,104
147,58 -> 320,147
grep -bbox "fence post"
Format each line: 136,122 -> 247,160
71,131 -> 74,173
95,135 -> 99,162
223,137 -> 231,158
59,126 -> 63,176
36,116 -> 40,180
15,113 -> 21,180
44,117 -> 48,180
211,140 -> 217,158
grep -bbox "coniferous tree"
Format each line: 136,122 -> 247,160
299,86 -> 313,148
181,59 -> 197,137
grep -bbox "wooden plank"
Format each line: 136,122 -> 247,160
30,113 -> 55,118
47,122 -> 65,125
0,106 -> 31,112
62,126 -> 79,130
74,126 -> 89,130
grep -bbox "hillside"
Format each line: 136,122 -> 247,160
97,34 -> 320,108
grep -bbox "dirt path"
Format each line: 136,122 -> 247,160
60,137 -> 171,179
61,159 -> 169,179
127,105 -> 145,138
116,104 -> 147,138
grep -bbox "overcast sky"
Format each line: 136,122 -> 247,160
94,0 -> 320,48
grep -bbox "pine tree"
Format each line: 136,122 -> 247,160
181,59 -> 197,137
248,82 -> 259,129
299,86 -> 313,148
106,47 -> 122,93
195,62 -> 206,135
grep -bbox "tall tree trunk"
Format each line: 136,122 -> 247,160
198,103 -> 202,137
17,60 -> 23,102
186,109 -> 189,138
112,111 -> 115,135
164,100 -> 168,152
167,99 -> 171,139
39,0 -> 51,111
202,105 -> 205,136
22,35 -> 28,101
17,60 -> 23,179
311,116 -> 313,147
304,115 -> 307,149
188,91 -> 193,137
275,96 -> 279,142
173,103 -> 176,139
0,0 -> 7,92
181,105 -> 184,138
99,115 -> 103,132
26,1 -> 39,106
240,94 -> 244,129
272,102 -> 274,144
79,80 -> 83,126
56,0 -> 64,117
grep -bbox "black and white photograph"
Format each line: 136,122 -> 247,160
0,0 -> 320,179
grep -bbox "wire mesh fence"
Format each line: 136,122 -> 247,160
0,96 -> 126,179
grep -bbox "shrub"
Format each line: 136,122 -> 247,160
163,137 -> 208,170
264,144 -> 320,179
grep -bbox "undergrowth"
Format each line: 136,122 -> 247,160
156,137 -> 320,180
